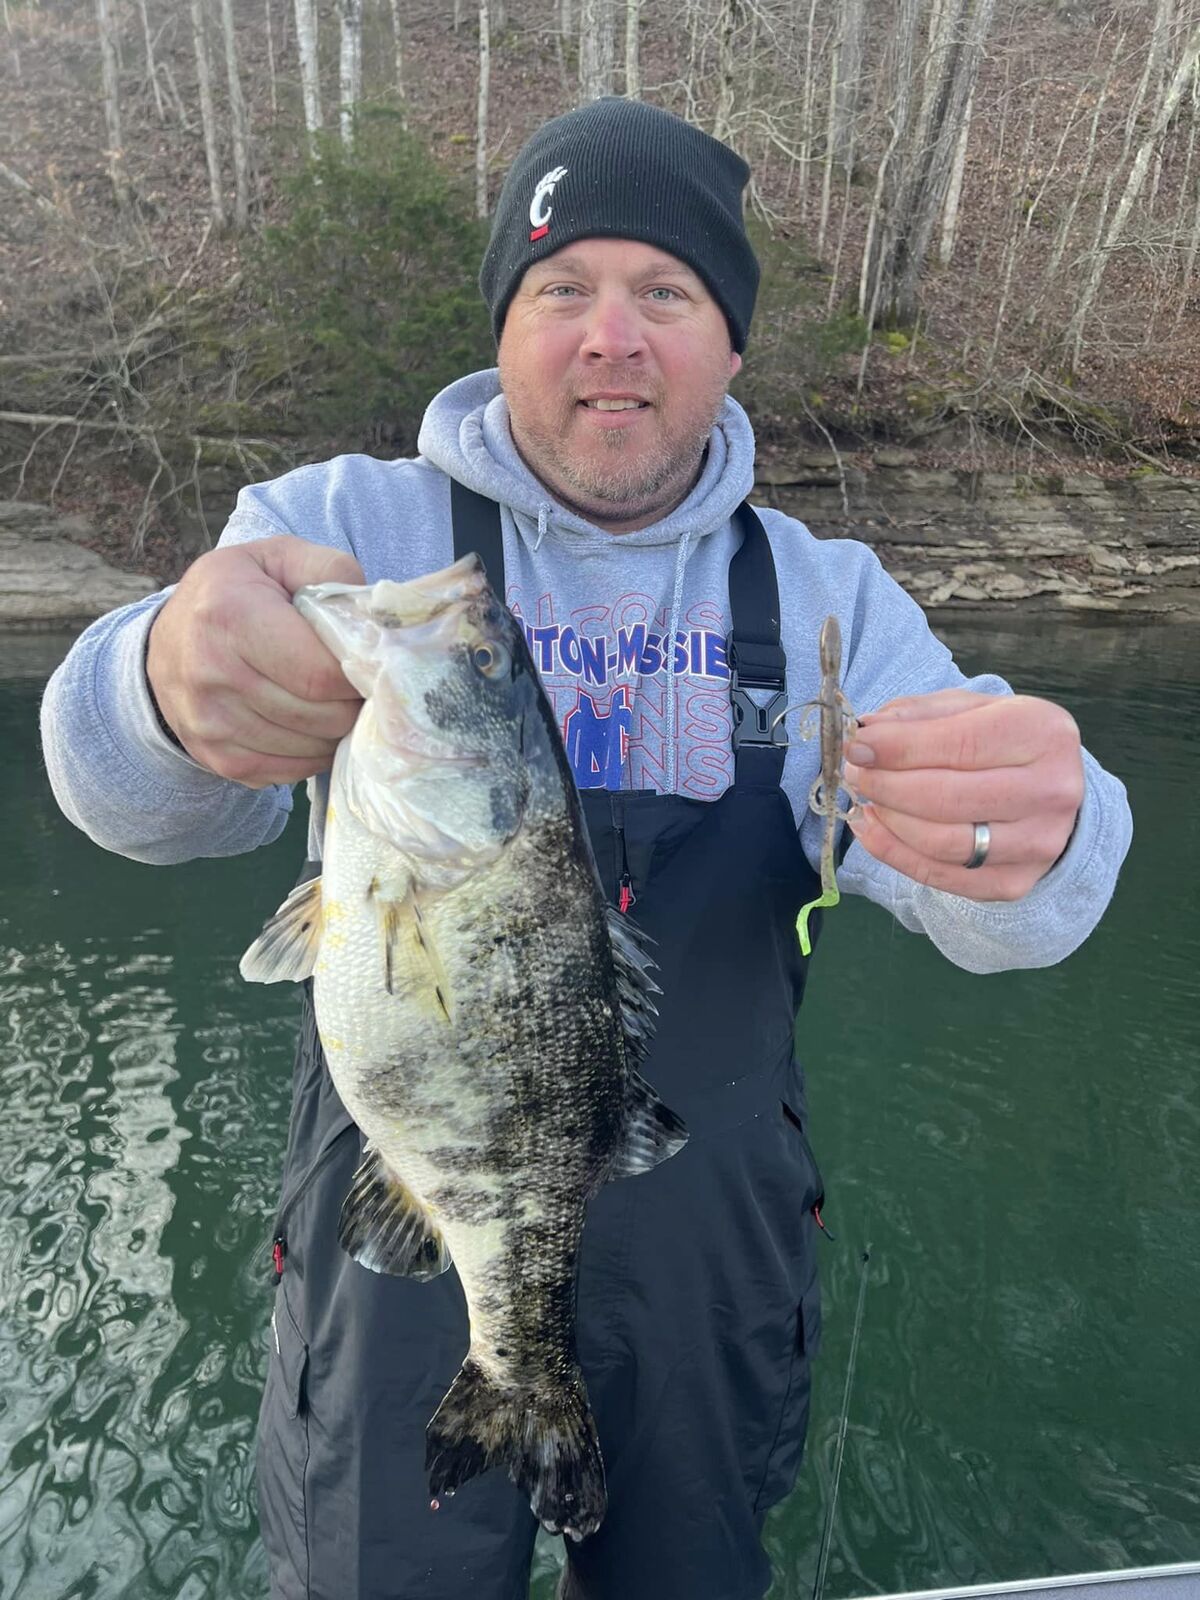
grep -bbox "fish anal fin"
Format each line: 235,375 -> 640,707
338,1146 -> 452,1280
239,875 -> 323,984
607,1068 -> 688,1181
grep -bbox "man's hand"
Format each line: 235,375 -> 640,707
146,536 -> 366,788
843,690 -> 1084,902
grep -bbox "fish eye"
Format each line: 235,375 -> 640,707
471,641 -> 509,678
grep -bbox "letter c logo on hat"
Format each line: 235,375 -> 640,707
529,166 -> 569,242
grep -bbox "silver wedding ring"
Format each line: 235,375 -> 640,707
964,822 -> 991,870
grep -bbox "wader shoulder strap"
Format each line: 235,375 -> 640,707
728,501 -> 788,787
450,479 -> 505,583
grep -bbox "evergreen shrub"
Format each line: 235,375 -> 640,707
250,112 -> 495,452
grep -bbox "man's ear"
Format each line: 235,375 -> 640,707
729,351 -> 743,381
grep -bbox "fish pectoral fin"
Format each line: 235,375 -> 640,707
374,889 -> 454,1022
239,874 -> 323,984
338,1146 -> 453,1280
608,1068 -> 688,1180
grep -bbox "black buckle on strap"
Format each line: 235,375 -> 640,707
727,634 -> 789,751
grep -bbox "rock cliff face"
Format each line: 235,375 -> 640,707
5,457 -> 1200,631
0,502 -> 157,629
759,450 -> 1200,620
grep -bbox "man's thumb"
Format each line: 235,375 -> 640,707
245,535 -> 366,595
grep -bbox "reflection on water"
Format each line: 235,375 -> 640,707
1,617 -> 1197,1600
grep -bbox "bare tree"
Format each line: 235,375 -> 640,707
388,0 -> 407,106
712,0 -> 743,145
190,0 -> 227,227
831,0 -> 866,175
265,0 -> 278,119
625,0 -> 642,99
476,0 -> 490,219
1065,21 -> 1200,365
218,0 -> 252,226
937,82 -> 971,265
294,0 -> 323,149
95,0 -> 130,208
873,0 -> 998,325
579,0 -> 615,101
337,0 -> 364,147
136,0 -> 166,123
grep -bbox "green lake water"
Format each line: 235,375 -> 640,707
1,615 -> 1196,1600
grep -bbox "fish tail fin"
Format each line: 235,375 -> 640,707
426,1358 -> 606,1540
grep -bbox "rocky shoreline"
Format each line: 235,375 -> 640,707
3,454 -> 1200,634
763,449 -> 1200,621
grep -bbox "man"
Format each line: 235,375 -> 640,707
42,97 -> 1131,1600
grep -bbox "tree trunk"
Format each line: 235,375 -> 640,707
136,0 -> 166,122
579,0 -> 615,101
95,0 -> 130,208
712,0 -> 741,144
265,0 -> 278,119
817,34 -> 839,254
337,0 -> 363,148
832,0 -> 866,176
294,0 -> 322,148
938,82 -> 972,265
388,0 -> 406,106
190,0 -> 227,226
218,0 -> 252,226
624,0 -> 641,98
878,0 -> 998,326
476,0 -> 490,219
492,0 -> 506,35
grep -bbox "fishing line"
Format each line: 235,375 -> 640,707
811,1241 -> 872,1600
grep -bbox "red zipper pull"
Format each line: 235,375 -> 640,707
812,1204 -> 836,1241
618,873 -> 636,914
272,1236 -> 287,1279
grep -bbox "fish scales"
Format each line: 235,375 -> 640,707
241,556 -> 686,1540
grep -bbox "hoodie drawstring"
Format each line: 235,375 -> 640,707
535,504 -> 549,551
664,530 -> 692,796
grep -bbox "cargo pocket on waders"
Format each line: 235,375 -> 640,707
754,1099 -> 826,1513
258,1277 -> 312,1594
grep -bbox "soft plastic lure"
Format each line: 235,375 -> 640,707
795,615 -> 859,956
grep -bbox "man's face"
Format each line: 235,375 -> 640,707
497,238 -> 742,533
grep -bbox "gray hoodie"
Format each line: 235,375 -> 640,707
41,369 -> 1132,975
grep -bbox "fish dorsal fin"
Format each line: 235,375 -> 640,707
609,1069 -> 688,1179
338,1145 -> 453,1280
604,908 -> 662,1068
239,875 -> 323,984
371,881 -> 454,1023
605,905 -> 660,1070
603,907 -> 687,1179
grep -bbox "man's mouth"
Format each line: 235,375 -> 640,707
579,397 -> 650,411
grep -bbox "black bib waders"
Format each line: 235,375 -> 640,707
257,492 -> 829,1600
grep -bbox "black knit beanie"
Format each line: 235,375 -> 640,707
480,97 -> 759,353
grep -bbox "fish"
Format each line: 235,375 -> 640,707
240,555 -> 688,1541
796,614 -> 858,956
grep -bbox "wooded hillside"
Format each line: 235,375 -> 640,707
3,0 -> 1200,576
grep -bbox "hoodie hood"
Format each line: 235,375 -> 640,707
417,368 -> 756,553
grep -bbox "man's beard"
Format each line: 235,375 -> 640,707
519,404 -> 719,521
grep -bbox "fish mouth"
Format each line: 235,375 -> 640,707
295,556 -> 492,638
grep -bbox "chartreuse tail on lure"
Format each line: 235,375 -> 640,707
797,882 -> 839,957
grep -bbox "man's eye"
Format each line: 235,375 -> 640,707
546,285 -> 580,298
648,287 -> 681,302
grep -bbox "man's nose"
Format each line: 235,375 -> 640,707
579,291 -> 646,362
